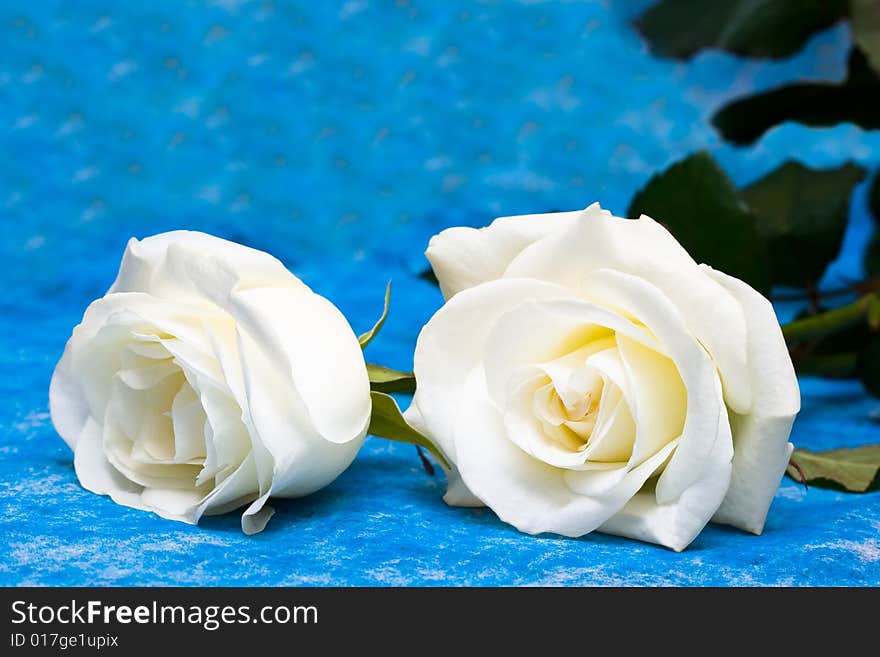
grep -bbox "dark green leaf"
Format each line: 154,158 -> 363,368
786,445 -> 880,491
368,391 -> 450,469
741,161 -> 865,288
634,0 -> 846,60
868,173 -> 880,278
867,233 -> 880,278
712,48 -> 880,145
366,363 -> 416,394
869,295 -> 880,330
358,281 -> 391,349
628,151 -> 771,293
870,171 -> 880,221
851,0 -> 880,75
858,334 -> 880,397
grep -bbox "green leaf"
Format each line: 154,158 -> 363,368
869,295 -> 880,330
858,334 -> 880,396
366,363 -> 416,394
628,151 -> 771,294
868,173 -> 880,278
633,0 -> 846,60
741,161 -> 865,288
786,445 -> 880,492
712,48 -> 880,145
358,281 -> 391,349
870,170 -> 880,221
851,0 -> 880,75
368,391 -> 450,469
867,234 -> 880,278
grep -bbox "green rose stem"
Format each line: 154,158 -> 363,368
791,352 -> 860,378
781,293 -> 880,377
781,293 -> 880,345
781,292 -> 880,486
359,281 -> 449,472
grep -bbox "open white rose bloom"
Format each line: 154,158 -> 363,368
50,231 -> 371,534
406,204 -> 800,551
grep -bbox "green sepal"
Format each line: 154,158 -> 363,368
368,391 -> 450,470
367,364 -> 416,394
359,281 -> 391,349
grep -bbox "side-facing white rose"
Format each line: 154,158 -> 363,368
50,231 -> 371,534
406,204 -> 800,551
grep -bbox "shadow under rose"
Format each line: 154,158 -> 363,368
198,441 -> 448,536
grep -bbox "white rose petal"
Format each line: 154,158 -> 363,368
50,231 -> 370,534
410,205 -> 800,551
704,266 -> 800,534
425,209 -> 584,299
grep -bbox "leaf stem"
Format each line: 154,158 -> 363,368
782,293 -> 878,345
787,457 -> 808,489
416,447 -> 436,476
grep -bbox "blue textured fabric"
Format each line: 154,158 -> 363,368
1,0 -> 878,586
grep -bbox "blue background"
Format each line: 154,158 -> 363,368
1,0 -> 878,586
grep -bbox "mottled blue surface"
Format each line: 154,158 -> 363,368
1,0 -> 878,586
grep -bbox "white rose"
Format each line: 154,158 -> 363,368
50,231 -> 370,534
406,204 -> 800,551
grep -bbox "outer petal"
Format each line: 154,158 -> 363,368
229,286 -> 371,447
109,231 -> 303,300
74,417 -> 210,525
409,277 -> 570,464
454,367 -> 678,539
50,292 -> 212,450
49,344 -> 89,451
703,266 -> 800,534
235,326 -> 364,497
503,210 -> 753,415
426,207 -> 596,299
73,418 -> 152,514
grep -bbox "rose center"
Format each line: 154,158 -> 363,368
101,330 -> 250,493
533,369 -> 605,451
